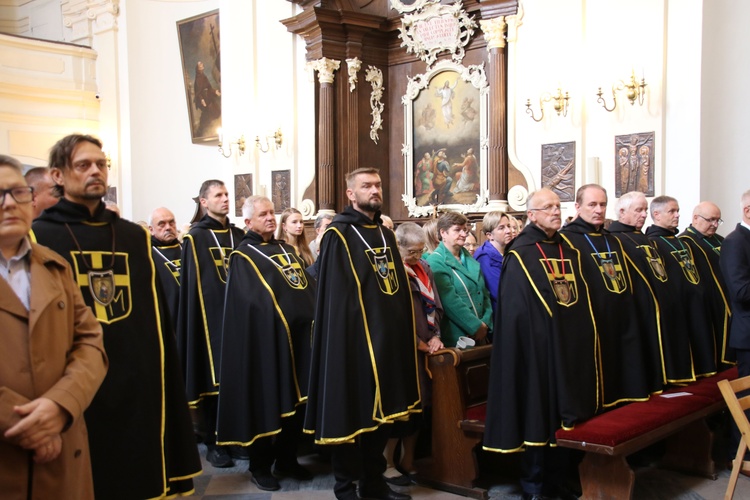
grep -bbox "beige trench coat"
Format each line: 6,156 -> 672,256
0,242 -> 107,500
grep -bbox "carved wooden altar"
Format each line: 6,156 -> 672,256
282,0 -> 526,220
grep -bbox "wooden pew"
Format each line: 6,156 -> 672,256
418,342 -> 735,500
414,345 -> 492,499
555,367 -> 737,500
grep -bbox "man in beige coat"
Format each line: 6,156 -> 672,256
0,155 -> 107,499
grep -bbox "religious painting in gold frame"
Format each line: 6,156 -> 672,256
177,10 -> 222,144
402,60 -> 488,217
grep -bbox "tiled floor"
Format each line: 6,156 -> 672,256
187,443 -> 746,499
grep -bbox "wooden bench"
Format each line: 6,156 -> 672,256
555,367 -> 737,499
417,343 -> 736,500
414,345 -> 492,499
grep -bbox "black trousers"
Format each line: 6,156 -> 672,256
247,408 -> 305,473
331,424 -> 390,498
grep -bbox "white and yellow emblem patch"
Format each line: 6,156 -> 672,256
71,251 -> 132,324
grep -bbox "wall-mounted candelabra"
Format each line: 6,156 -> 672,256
525,88 -> 570,122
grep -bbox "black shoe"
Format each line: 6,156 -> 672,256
273,462 -> 313,481
522,494 -> 553,500
336,488 -> 359,500
251,469 -> 281,491
205,445 -> 234,468
228,445 -> 250,460
383,471 -> 411,487
358,486 -> 412,500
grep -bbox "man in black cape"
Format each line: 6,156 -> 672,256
561,184 -> 654,404
483,188 -> 598,499
32,134 -> 201,499
679,201 -> 732,366
608,191 -> 671,386
646,196 -> 721,377
217,196 -> 315,491
149,206 -> 181,325
177,179 -> 244,467
304,168 -> 420,500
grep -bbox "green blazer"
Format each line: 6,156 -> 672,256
426,242 -> 493,346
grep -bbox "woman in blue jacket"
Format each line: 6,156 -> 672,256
427,211 -> 492,347
473,211 -> 514,312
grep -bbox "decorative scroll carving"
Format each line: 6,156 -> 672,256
480,17 -> 506,50
365,66 -> 384,145
345,57 -> 361,92
508,185 -> 529,212
62,0 -> 120,44
505,5 -> 524,44
390,0 -> 439,14
299,199 -> 316,218
310,57 -> 341,84
397,1 -> 477,69
402,59 -> 488,104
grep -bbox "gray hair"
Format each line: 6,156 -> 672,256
0,154 -> 24,173
615,191 -> 647,217
395,222 -> 426,248
242,195 -> 273,220
650,195 -> 677,219
314,213 -> 334,229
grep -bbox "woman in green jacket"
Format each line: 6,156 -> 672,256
426,211 -> 492,347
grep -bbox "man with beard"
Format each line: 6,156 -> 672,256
217,196 -> 315,491
483,188 -> 598,500
646,196 -> 720,378
32,134 -> 201,499
178,179 -> 244,467
304,168 -> 420,500
561,185 -> 654,404
608,191 -> 668,387
679,201 -> 732,366
149,206 -> 181,324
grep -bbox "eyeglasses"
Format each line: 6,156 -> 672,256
403,246 -> 426,257
696,214 -> 723,226
529,204 -> 561,214
0,186 -> 34,205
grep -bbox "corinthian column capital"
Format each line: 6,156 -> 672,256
480,17 -> 507,50
311,57 -> 341,85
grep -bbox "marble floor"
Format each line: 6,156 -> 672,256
187,443 -> 747,499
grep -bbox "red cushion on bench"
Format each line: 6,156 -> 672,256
465,403 -> 486,422
555,367 -> 737,447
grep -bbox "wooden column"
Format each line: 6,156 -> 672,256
480,17 -> 509,209
311,57 -> 340,213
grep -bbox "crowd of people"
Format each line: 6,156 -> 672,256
2,133 -> 749,500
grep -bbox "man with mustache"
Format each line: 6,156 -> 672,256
304,168 -> 420,500
32,134 -> 201,498
177,179 -> 245,467
149,206 -> 182,325
483,188 -> 597,500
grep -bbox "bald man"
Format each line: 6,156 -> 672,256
24,167 -> 60,219
679,201 -> 732,367
149,207 -> 182,324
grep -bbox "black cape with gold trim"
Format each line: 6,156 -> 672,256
561,218 -> 653,405
151,237 -> 181,327
217,231 -> 315,445
646,224 -> 719,376
608,221 -> 670,386
303,206 -> 421,444
679,225 -> 733,365
32,199 -> 201,499
177,214 -> 244,405
483,224 -> 598,453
